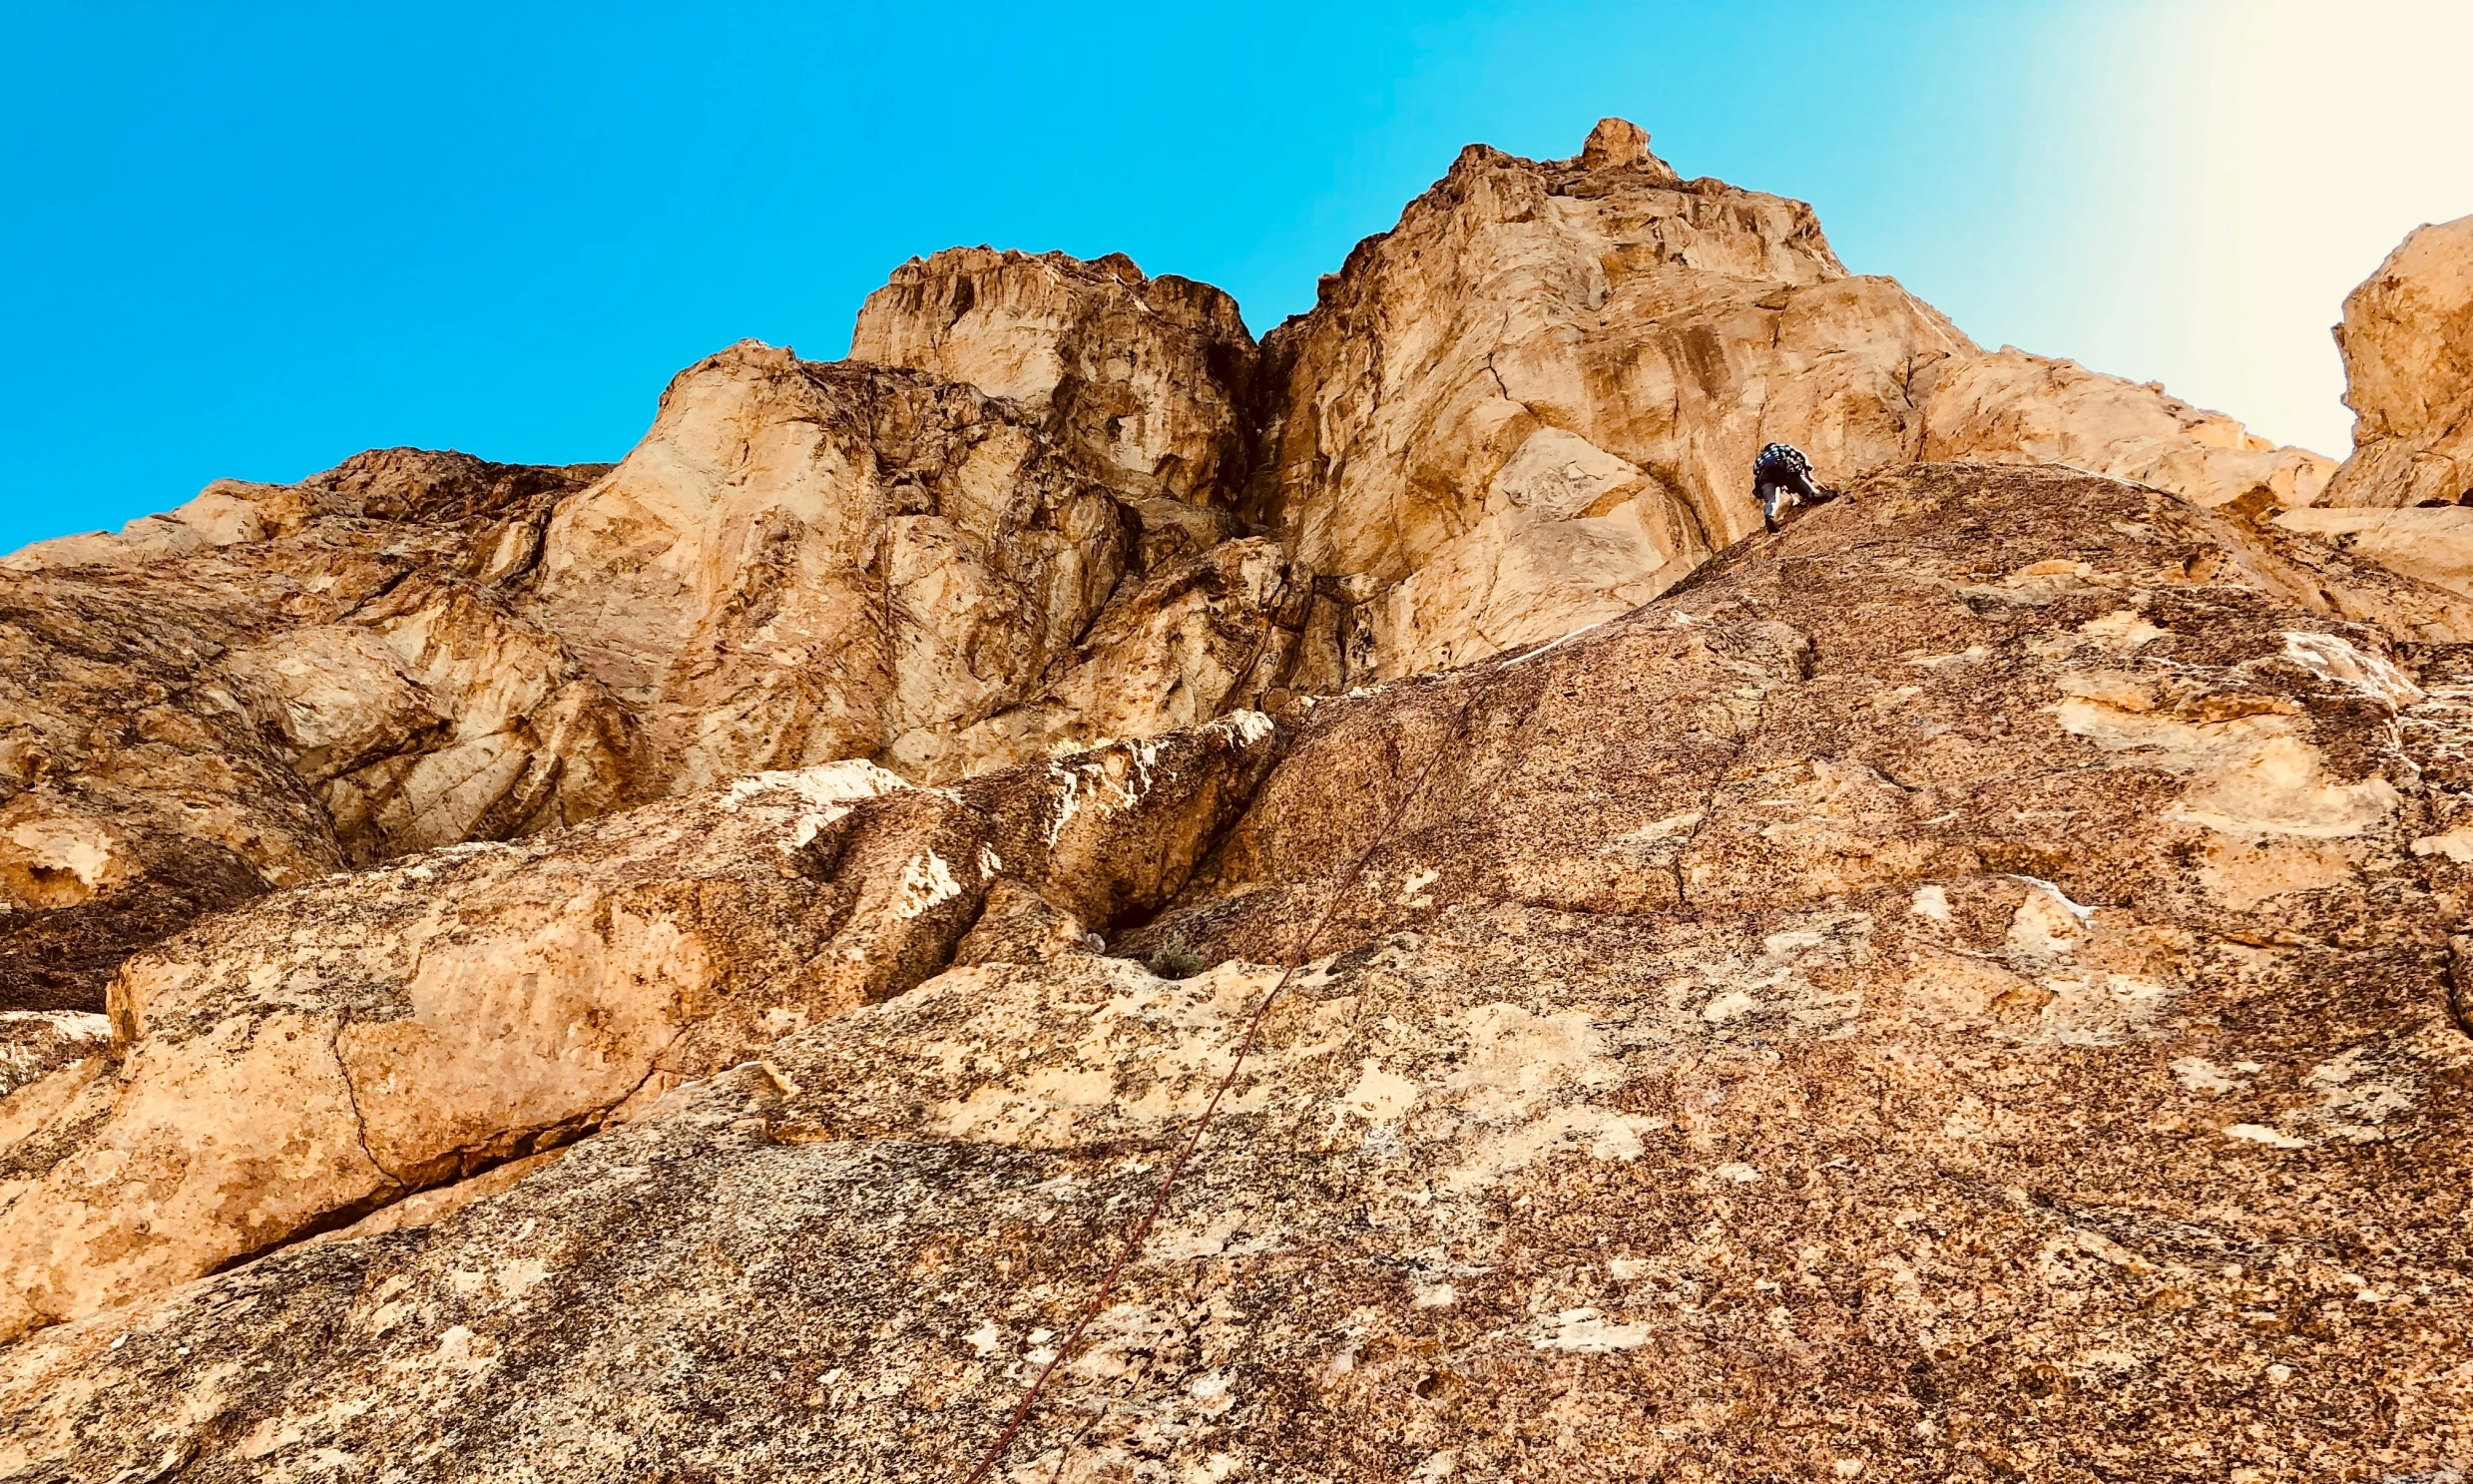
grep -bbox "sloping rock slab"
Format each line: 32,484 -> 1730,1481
1,464 -> 2466,1480
0,715 -> 1275,1342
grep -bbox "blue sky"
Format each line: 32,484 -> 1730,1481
4,2 -> 2470,552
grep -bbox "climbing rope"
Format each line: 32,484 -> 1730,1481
960,500 -> 1782,1478
1217,563 -> 1297,716
960,644 -> 1490,1484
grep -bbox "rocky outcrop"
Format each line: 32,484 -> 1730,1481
0,120 -> 2366,1014
0,447 -> 606,577
0,451 -> 627,1010
1243,123 -> 2335,686
0,714 -> 1275,1341
10,117 -> 2473,1477
850,247 -> 1259,516
528,342 -> 1138,787
2324,213 -> 2473,510
5,464 -> 2466,1479
0,348 -> 1287,1010
529,340 -> 1287,789
2270,216 -> 2473,605
1913,348 -> 2335,519
1246,127 -> 1953,683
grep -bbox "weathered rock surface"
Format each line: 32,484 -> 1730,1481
529,340 -> 1286,791
0,121 -> 2360,1013
2270,216 -> 2473,613
850,247 -> 1258,514
1911,348 -> 2335,520
529,342 -> 1131,788
1242,125 -> 2334,687
2324,212 -> 2473,510
0,1012 -> 106,1100
0,351 -> 1283,1010
0,713 -> 1273,1343
0,450 -> 627,1011
4,464 -> 2468,1480
9,116 -> 2473,1482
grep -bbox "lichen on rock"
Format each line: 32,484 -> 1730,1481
4,118 -> 2473,1482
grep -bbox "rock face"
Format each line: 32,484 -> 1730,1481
1243,130 -> 2335,687
0,716 -> 1274,1342
4,464 -> 2467,1479
530,339 -> 1287,790
0,120 -> 2359,1013
2325,213 -> 2473,510
6,112 -> 2473,1481
0,450 -> 628,1011
0,1012 -> 106,1100
1912,348 -> 2335,521
528,342 -> 1136,787
1247,133 -> 1958,683
0,342 -> 1282,1010
850,247 -> 1259,515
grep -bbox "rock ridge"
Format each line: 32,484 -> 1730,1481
0,119 -> 2379,1009
5,112 -> 2473,1480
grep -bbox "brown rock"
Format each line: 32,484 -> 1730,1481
2259,218 -> 2473,599
0,1011 -> 108,1100
0,349 -> 1274,1007
5,465 -> 2465,1479
0,453 -> 629,1009
1914,347 -> 2336,516
850,247 -> 1258,510
529,340 -> 1147,788
12,122 -> 2473,1482
950,878 -> 1090,966
0,714 -> 1276,1340
0,121 -> 2357,1011
1243,122 -> 2332,687
1247,131 -> 1933,684
1576,116 -> 1675,179
2325,213 -> 2473,509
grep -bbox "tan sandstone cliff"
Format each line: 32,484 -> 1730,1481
1,118 -> 2469,1482
1243,118 -> 2336,686
0,120 -> 2360,1013
4,461 -> 2468,1479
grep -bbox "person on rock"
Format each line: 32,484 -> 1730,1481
1752,441 -> 1837,532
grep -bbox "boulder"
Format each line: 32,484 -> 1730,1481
2324,213 -> 2473,510
2274,215 -> 2473,600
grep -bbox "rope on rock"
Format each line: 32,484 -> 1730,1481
960,647 -> 1490,1484
958,500 -> 1791,1477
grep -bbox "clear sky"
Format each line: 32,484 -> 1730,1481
4,1 -> 2469,553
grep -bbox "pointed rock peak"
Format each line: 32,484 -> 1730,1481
1580,116 -> 1653,170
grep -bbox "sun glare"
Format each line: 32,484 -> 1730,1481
2178,0 -> 2473,452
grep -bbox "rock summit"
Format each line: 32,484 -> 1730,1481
2,123 -> 2470,1481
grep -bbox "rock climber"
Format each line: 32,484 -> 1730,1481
1752,441 -> 1836,532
